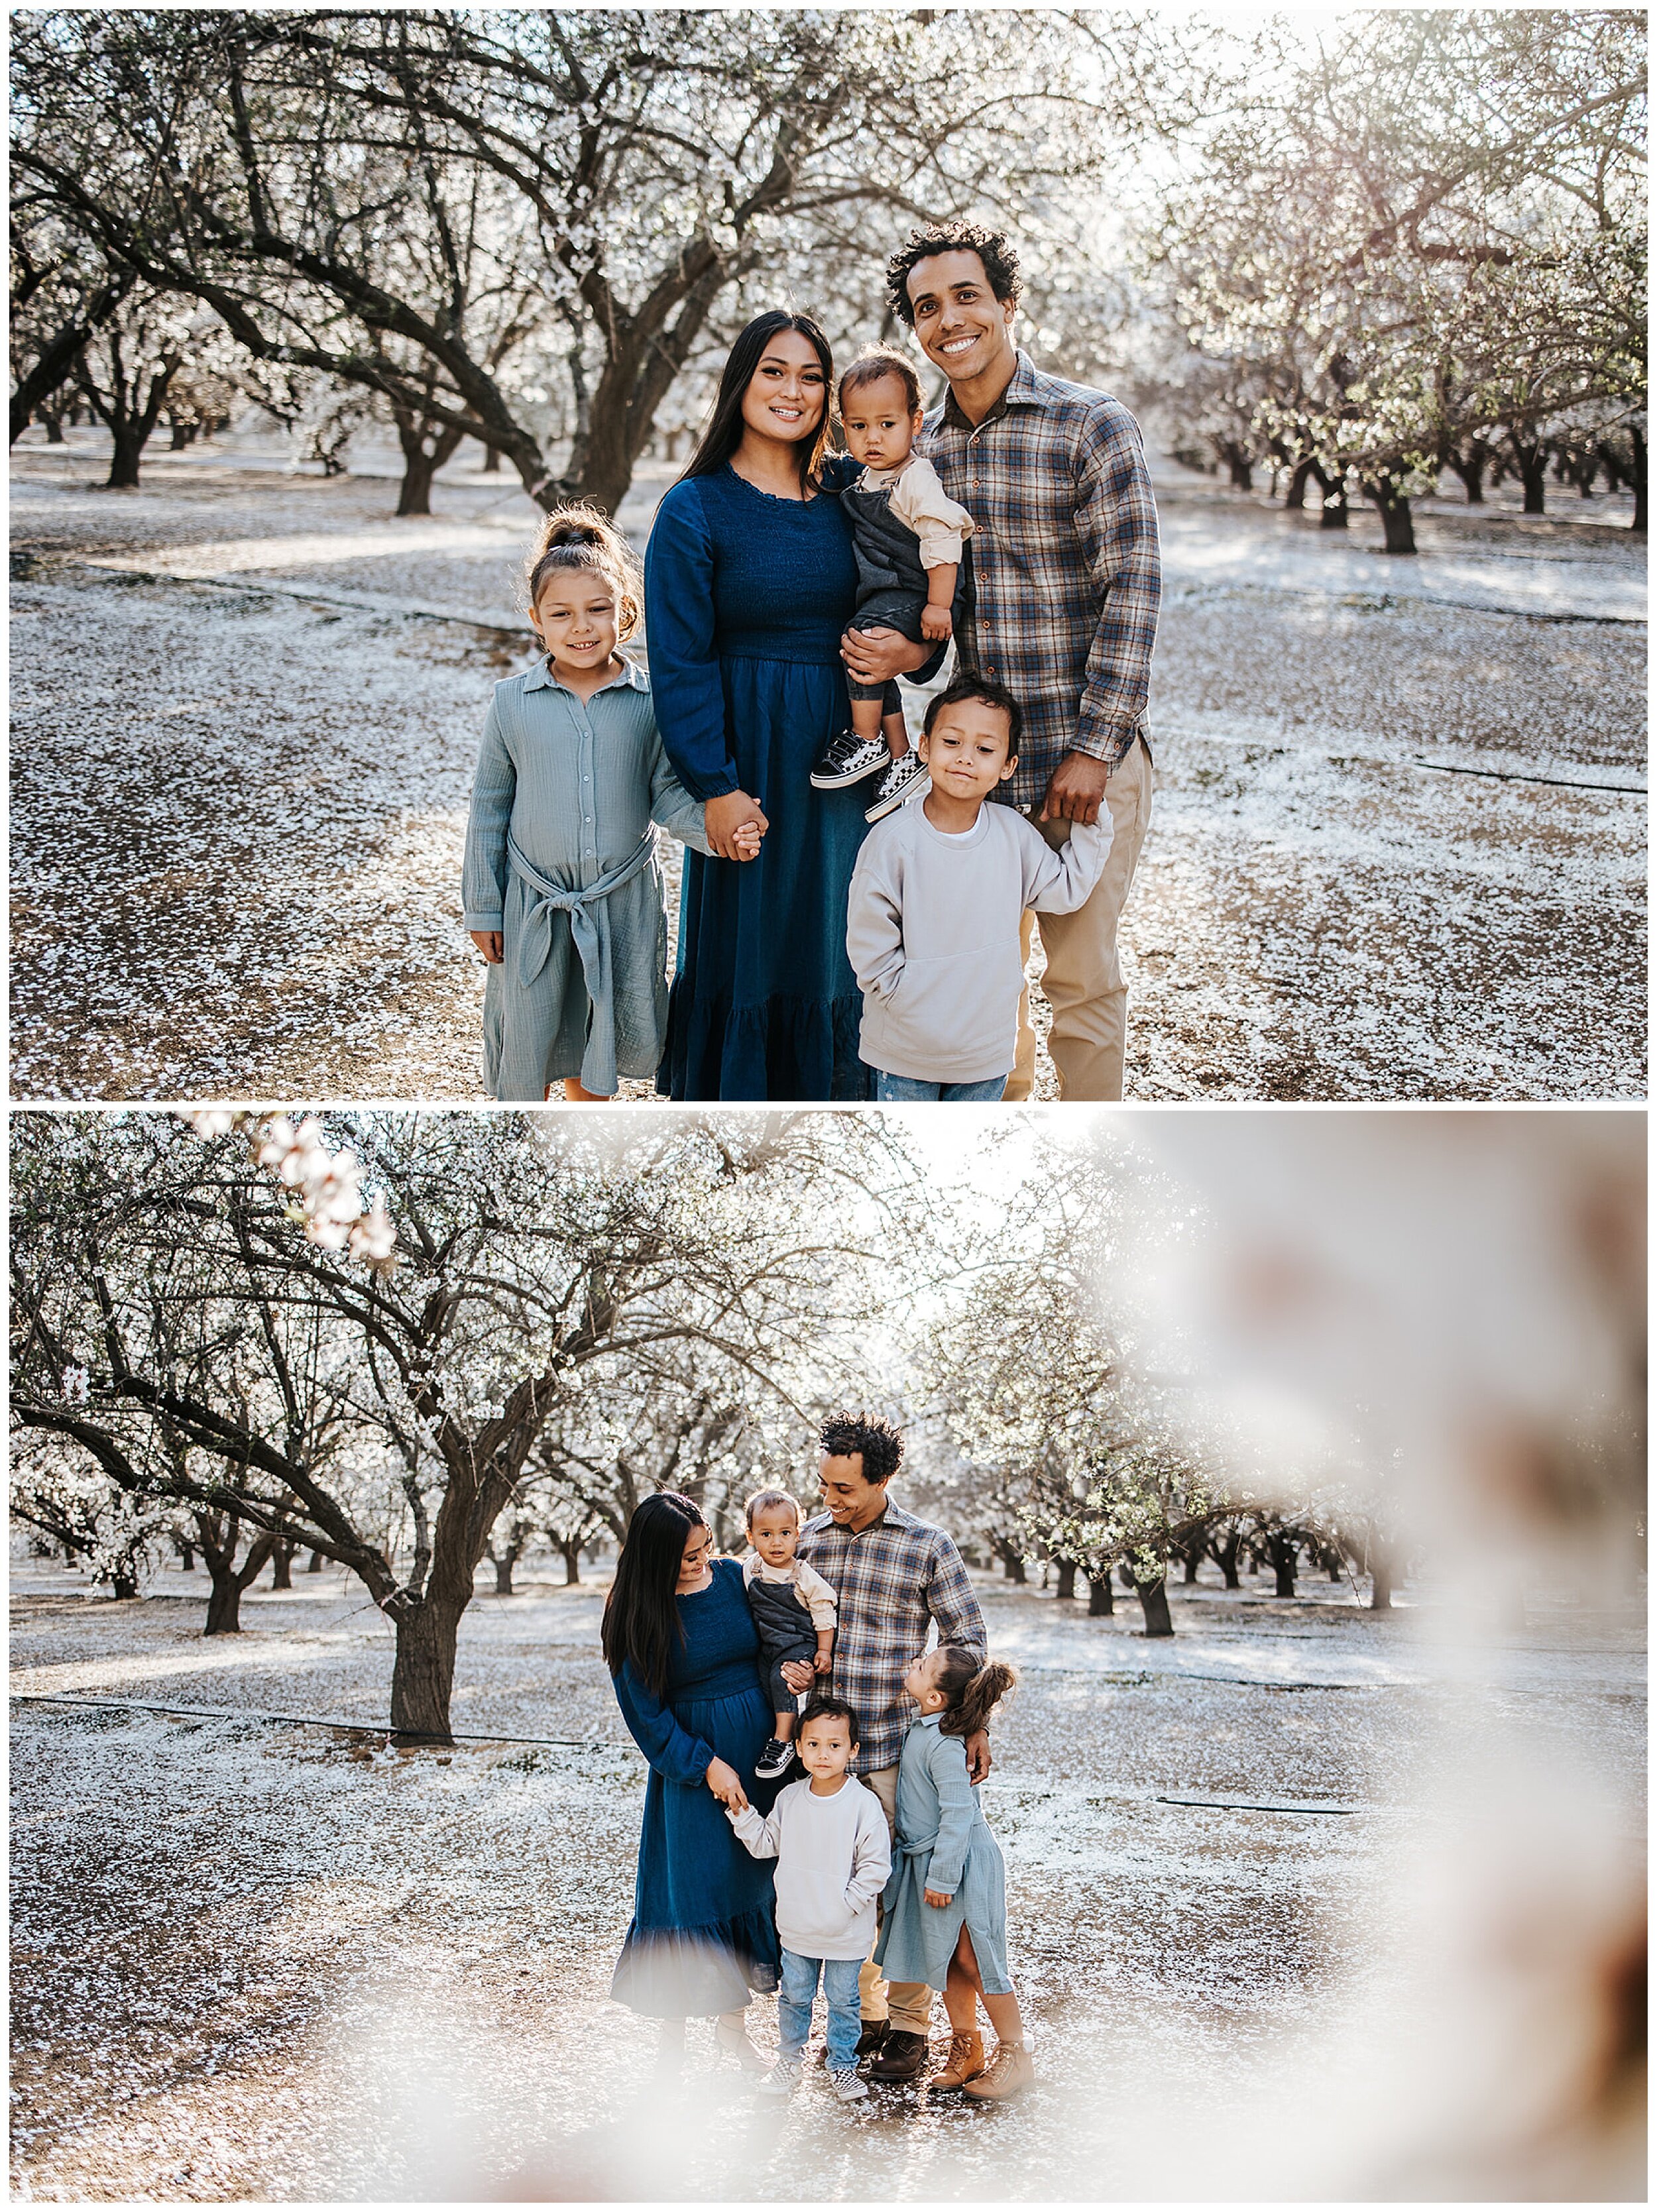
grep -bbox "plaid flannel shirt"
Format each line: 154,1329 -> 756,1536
918,351 -> 1162,809
797,1498 -> 987,1775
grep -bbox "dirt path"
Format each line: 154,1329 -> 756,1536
11,1567 -> 1644,2200
11,441 -> 1645,1101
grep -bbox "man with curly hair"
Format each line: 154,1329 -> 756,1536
860,219 -> 1161,1103
786,1408 -> 989,2081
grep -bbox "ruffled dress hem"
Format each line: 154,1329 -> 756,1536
657,985 -> 873,1103
610,1904 -> 781,2018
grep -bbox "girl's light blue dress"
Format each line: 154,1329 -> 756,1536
875,1712 -> 1012,1995
461,655 -> 710,1099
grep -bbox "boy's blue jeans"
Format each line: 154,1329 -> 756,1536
778,1948 -> 863,2070
875,1072 -> 1007,1103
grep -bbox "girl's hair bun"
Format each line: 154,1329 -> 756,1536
524,502 -> 644,641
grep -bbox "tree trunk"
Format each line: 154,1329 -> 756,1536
1210,1532 -> 1242,1588
205,1573 -> 248,1633
394,414 -> 466,517
389,1599 -> 466,1743
174,1541 -> 196,1573
306,1549 -> 324,1573
1133,1575 -> 1174,1637
491,1555 -> 514,1596
198,1516 -> 275,1635
1180,1545 -> 1201,1585
40,407 -> 66,445
1364,478 -> 1416,553
269,1541 -> 296,1591
1514,441 -> 1548,514
109,1570 -> 140,1601
1087,1573 -> 1114,1617
1270,1535 -> 1298,1598
1286,458 -> 1328,511
105,429 -> 148,490
1054,1559 -> 1077,1602
1630,429 -> 1646,535
1320,476 -> 1350,529
1369,1541 -> 1395,1611
1450,451 -> 1486,504
561,1539 -> 582,1586
481,443 -> 502,473
1225,448 -> 1253,491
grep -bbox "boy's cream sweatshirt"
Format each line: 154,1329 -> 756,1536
728,1776 -> 891,1960
846,799 -> 1112,1083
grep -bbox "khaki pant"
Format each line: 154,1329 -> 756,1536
858,1763 -> 933,2036
1003,735 -> 1153,1104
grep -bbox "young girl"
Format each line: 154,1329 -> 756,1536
461,506 -> 760,1102
875,1644 -> 1032,2101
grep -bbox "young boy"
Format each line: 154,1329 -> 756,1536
845,677 -> 1112,1101
727,1696 -> 892,2102
743,1488 -> 838,1781
809,347 -> 974,825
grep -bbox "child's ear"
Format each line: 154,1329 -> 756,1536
998,755 -> 1017,783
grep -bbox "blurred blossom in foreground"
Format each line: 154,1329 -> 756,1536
181,1107 -> 396,1266
1131,1109 -> 1644,2199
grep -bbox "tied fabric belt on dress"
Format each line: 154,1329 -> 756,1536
507,829 -> 656,1099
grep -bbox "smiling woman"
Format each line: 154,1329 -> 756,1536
642,311 -> 938,1100
600,1492 -> 781,2067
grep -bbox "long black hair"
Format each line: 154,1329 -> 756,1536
679,310 -> 836,494
600,1490 -> 707,1697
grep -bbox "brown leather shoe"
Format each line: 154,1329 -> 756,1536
868,2028 -> 930,2083
962,2039 -> 1034,2101
929,2029 -> 985,2091
815,2018 -> 888,2068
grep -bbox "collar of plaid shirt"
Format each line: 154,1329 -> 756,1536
937,346 -> 1045,434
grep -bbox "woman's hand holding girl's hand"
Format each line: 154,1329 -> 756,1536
705,1757 -> 748,1813
470,929 -> 504,965
923,1887 -> 954,1909
705,790 -> 768,861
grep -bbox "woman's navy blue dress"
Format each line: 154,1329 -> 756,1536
610,1557 -> 782,2018
644,458 -> 874,1101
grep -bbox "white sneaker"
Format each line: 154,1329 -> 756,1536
828,2064 -> 870,2102
757,2058 -> 803,2096
864,751 -> 931,822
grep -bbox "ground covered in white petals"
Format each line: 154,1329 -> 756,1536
11,1558 -> 1644,2201
10,435 -> 1645,1101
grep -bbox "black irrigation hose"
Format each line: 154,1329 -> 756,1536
11,1691 -> 628,1754
69,559 -> 524,638
1414,755 -> 1646,795
1157,1793 -> 1355,1815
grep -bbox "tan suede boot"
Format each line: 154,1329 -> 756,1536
962,2039 -> 1034,2101
929,2028 -> 986,2091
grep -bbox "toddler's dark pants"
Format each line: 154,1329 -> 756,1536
747,1575 -> 819,1716
846,594 -> 929,715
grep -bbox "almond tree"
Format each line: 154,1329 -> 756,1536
1149,11 -> 1646,549
13,8 -> 1154,516
11,1109 -> 923,1740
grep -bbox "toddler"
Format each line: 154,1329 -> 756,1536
876,1645 -> 1031,2101
728,1696 -> 891,2101
743,1488 -> 838,1780
462,507 -> 759,1103
809,347 -> 974,826
845,676 -> 1111,1101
